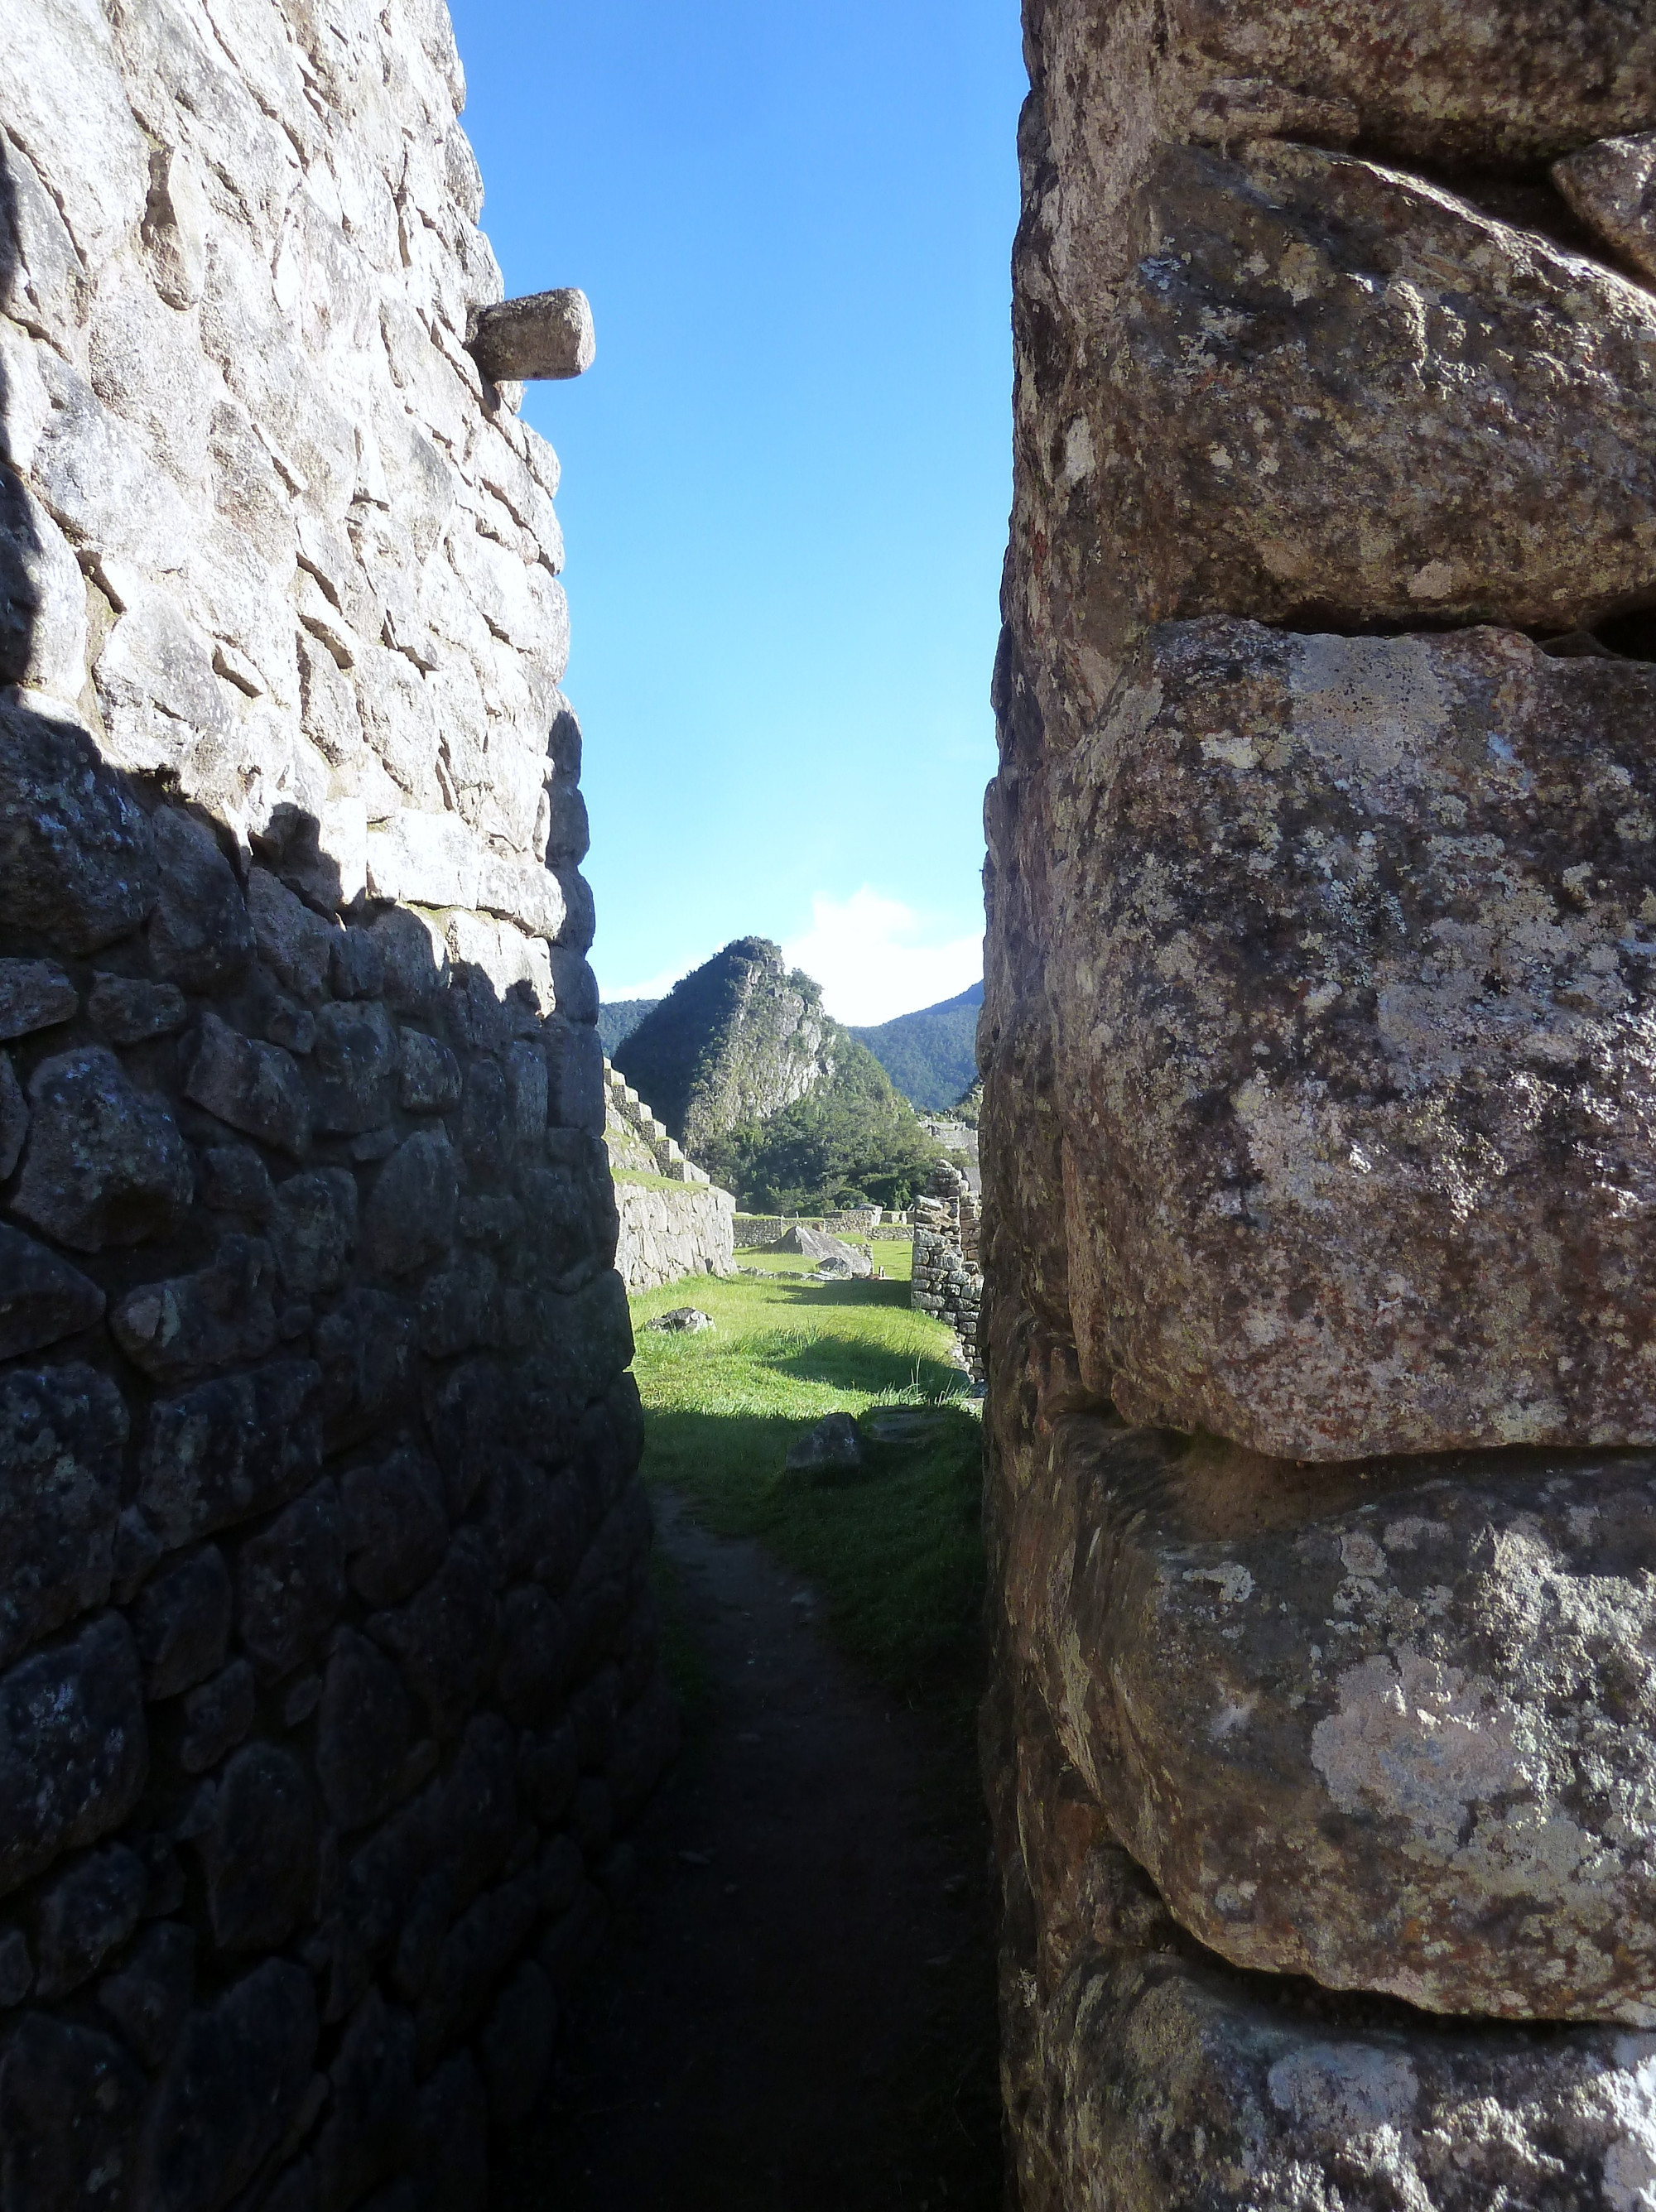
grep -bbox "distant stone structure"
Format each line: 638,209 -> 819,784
0,2 -> 672,2202
603,1060 -> 734,1291
910,1162 -> 982,1382
981,0 -> 1656,2203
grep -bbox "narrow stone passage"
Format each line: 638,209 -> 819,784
493,1488 -> 1003,2212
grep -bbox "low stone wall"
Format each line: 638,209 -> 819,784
615,1179 -> 735,1293
734,1211 -> 910,1247
909,1164 -> 983,1379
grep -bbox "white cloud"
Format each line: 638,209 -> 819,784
782,888 -> 982,1027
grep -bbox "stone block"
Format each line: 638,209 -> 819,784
397,1030 -> 461,1113
147,807 -> 255,992
412,2053 -> 487,2212
32,1843 -> 147,2000
1010,1414 -> 1656,2023
199,1144 -> 274,1217
131,1546 -> 232,1700
432,1715 -> 521,1911
414,1868 -> 541,2071
179,1659 -> 257,1774
110,1234 -> 279,1382
0,702 -> 156,955
0,1054 -> 26,1181
417,1254 -> 498,1360
87,972 -> 189,1045
1051,623 -> 1656,1458
1555,131 -> 1656,282
0,1225 -> 107,1362
468,288 -> 595,382
369,908 -> 449,1017
248,868 -> 335,1004
184,1012 -> 311,1159
368,1535 -> 497,1739
0,1926 -> 32,2007
362,1129 -> 458,1276
314,1988 -> 416,2212
137,1359 -> 322,1549
195,1744 -> 319,1951
517,1717 -> 578,1830
12,1045 -> 193,1251
132,1960 -> 319,2212
479,1960 -> 556,2127
0,1613 -> 147,1896
330,926 -> 385,1003
236,1483 -> 346,1683
310,1001 -> 398,1133
0,959 -> 76,1041
315,1630 -> 414,1834
0,1354 -> 124,1663
1082,141 -> 1656,636
1019,1913 -> 1656,2212
495,1585 -> 570,1729
455,1053 -> 508,1180
270,1168 -> 358,1297
0,2012 -> 147,2212
314,1290 -> 417,1445
97,1919 -> 195,2067
339,1448 -> 450,1609
543,1016 -> 605,1134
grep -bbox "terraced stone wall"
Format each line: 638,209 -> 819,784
980,2 -> 1656,2203
0,4 -> 674,2207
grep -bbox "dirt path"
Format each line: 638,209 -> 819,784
493,1488 -> 1004,2212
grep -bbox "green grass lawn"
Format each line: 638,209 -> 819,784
630,1240 -> 984,1701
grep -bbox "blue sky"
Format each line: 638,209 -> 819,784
445,0 -> 1024,1024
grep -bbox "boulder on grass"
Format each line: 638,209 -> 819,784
784,1413 -> 863,1483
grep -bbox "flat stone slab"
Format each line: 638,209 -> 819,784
1005,1414 -> 1656,2022
1050,619 -> 1656,1457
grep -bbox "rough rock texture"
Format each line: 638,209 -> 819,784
0,4 -> 675,2205
982,0 -> 1656,2201
613,1179 -> 734,1295
1051,620 -> 1656,1459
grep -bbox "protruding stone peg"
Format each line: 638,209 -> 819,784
468,289 -> 595,382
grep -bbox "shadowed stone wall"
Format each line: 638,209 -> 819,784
0,3 -> 675,2205
980,2 -> 1656,2203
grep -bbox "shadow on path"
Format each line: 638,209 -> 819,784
492,1489 -> 1003,2212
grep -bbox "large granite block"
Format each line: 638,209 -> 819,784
1050,621 -> 1656,1458
1005,1414 -> 1656,2023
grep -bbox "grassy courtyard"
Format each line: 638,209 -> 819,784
628,1239 -> 985,1701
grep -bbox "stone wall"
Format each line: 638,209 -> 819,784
982,2 -> 1656,2203
911,1162 -> 982,1383
604,1060 -> 735,1291
0,4 -> 675,2205
614,1180 -> 735,1296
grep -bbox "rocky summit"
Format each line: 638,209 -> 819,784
613,938 -> 840,1153
980,0 -> 1656,2204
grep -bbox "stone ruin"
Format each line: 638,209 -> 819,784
0,2 -> 676,2205
910,1160 -> 983,1382
980,0 -> 1656,2203
602,1059 -> 735,1293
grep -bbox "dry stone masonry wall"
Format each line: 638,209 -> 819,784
910,1161 -> 983,1384
604,1060 -> 734,1293
0,4 -> 676,2208
981,3 -> 1656,2205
